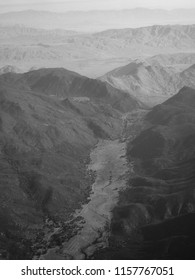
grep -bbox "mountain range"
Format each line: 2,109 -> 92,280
0,12 -> 195,260
0,24 -> 195,77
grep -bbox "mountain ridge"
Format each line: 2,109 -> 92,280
100,58 -> 195,106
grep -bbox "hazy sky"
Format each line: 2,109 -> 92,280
0,0 -> 195,12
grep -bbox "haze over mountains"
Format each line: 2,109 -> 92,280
0,9 -> 195,31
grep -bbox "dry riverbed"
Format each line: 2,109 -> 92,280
39,110 -> 147,260
62,139 -> 129,259
40,138 -> 129,259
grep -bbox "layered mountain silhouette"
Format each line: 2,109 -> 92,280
96,87 -> 195,260
0,24 -> 195,77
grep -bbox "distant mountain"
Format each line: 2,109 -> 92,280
0,25 -> 77,44
0,24 -> 195,78
1,24 -> 195,48
95,25 -> 195,49
148,53 -> 195,71
100,60 -> 178,105
0,9 -> 195,31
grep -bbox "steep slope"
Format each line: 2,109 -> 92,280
0,67 -> 139,259
100,60 -> 180,106
95,87 -> 195,260
179,64 -> 195,89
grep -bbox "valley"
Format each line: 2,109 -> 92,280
33,110 -> 146,260
0,69 -> 195,260
0,9 -> 195,260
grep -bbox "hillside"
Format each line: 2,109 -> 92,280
179,64 -> 195,89
0,68 -> 142,112
100,60 -> 178,105
101,58 -> 195,106
95,87 -> 195,259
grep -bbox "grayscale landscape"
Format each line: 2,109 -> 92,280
0,0 -> 195,260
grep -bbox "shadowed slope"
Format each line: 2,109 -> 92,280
95,87 -> 195,260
